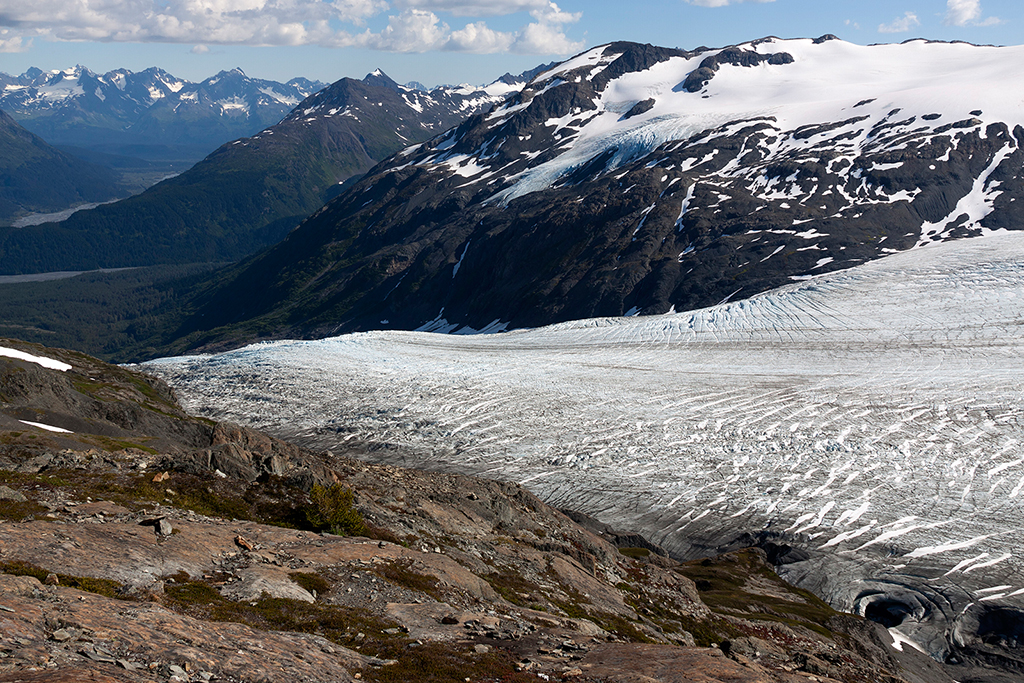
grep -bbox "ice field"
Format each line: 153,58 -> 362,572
146,231 -> 1024,657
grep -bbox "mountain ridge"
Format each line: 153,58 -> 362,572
0,68 -> 536,274
0,109 -> 126,224
160,37 -> 1024,352
0,64 -> 326,166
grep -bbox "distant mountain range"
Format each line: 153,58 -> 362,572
0,68 -> 540,272
160,37 -> 1024,351
0,65 -> 326,167
0,109 -> 125,224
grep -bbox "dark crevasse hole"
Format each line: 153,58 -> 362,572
978,607 -> 1024,649
864,600 -> 914,628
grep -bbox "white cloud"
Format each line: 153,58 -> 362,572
682,0 -> 775,7
393,0 -> 551,17
358,10 -> 450,51
511,1 -> 582,54
0,28 -> 30,52
447,21 -> 515,52
944,0 -> 1001,27
0,0 -> 580,53
878,11 -> 920,34
191,44 -> 211,53
345,2 -> 580,54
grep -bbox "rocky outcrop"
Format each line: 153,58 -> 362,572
681,47 -> 794,92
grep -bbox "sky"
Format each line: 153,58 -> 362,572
0,0 -> 1022,87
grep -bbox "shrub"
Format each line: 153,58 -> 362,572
306,483 -> 366,536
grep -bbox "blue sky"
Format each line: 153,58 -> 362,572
0,0 -> 1021,86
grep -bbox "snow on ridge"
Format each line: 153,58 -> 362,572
216,96 -> 250,114
258,87 -> 299,106
534,45 -> 621,83
477,38 -> 1024,204
0,346 -> 72,372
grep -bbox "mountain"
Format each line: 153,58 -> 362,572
0,109 -> 125,224
0,65 -> 326,166
166,37 -> 1024,349
0,70 -> 528,275
0,337 -> 956,683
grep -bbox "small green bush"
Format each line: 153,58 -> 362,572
306,483 -> 366,536
290,571 -> 331,596
374,561 -> 441,600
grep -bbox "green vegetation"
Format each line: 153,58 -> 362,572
485,566 -> 655,642
485,570 -> 544,608
306,482 -> 367,536
164,579 -> 406,656
363,642 -> 537,683
0,496 -> 48,522
0,560 -> 125,599
0,468 -> 310,530
289,571 -> 331,596
77,434 -> 159,455
0,558 -> 544,683
617,547 -> 650,558
0,76 -> 461,277
373,560 -> 441,601
0,110 -> 125,224
676,549 -> 839,639
0,263 -> 222,362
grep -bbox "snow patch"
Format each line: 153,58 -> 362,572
0,346 -> 72,372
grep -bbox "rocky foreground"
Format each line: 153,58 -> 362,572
0,338 -> 955,683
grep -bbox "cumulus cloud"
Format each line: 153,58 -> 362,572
682,0 -> 775,7
346,2 -> 581,54
0,0 -> 581,53
0,28 -> 30,52
511,2 -> 582,54
944,0 -> 1001,27
878,11 -> 920,33
191,44 -> 211,53
447,21 -> 515,52
393,0 -> 552,17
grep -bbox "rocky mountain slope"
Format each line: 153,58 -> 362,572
0,65 -> 325,166
162,37 -> 1024,350
0,338 -> 952,683
0,109 -> 126,225
0,70 -> 530,275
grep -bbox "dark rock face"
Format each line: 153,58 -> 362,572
681,47 -> 794,92
164,39 -> 1024,352
0,338 -> 212,458
0,338 -> 332,489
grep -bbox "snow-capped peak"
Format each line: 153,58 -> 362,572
397,38 -> 1024,208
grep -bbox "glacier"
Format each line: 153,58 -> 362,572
145,230 -> 1024,662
